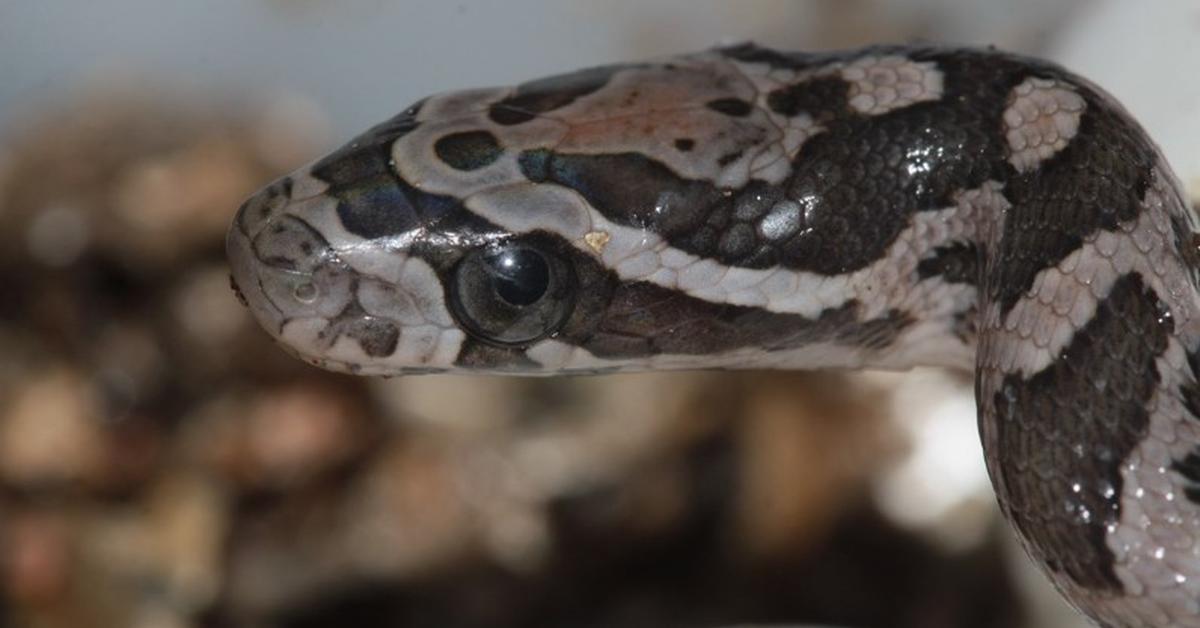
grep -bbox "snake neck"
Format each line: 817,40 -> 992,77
788,57 -> 1200,622
968,158 -> 1200,623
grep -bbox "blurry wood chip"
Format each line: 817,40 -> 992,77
344,438 -> 476,575
147,472 -> 228,610
172,265 -> 254,358
93,322 -> 167,400
243,382 -> 366,488
518,373 -> 710,480
0,91 -> 319,272
225,438 -> 474,616
111,136 -> 260,265
25,204 -> 90,267
178,394 -> 248,480
374,374 -> 526,432
732,373 -> 897,557
3,510 -> 71,606
0,368 -> 104,486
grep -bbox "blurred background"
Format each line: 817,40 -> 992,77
0,1 -> 1197,627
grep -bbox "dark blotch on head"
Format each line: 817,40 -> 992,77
706,98 -> 754,118
517,150 -> 720,243
310,108 -> 462,240
322,299 -> 404,359
489,64 -> 631,126
348,318 -> 400,357
434,130 -> 504,171
488,106 -> 537,126
517,149 -> 552,182
235,177 -> 293,237
252,216 -> 330,273
988,273 -> 1165,592
674,138 -> 696,152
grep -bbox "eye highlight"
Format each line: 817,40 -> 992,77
488,247 -> 551,306
450,240 -> 576,345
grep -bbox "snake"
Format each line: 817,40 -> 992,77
226,43 -> 1200,626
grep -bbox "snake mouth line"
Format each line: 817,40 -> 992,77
229,273 -> 249,309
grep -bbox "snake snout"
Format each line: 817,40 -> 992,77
227,184 -> 354,341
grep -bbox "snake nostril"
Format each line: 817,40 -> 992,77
293,282 -> 318,303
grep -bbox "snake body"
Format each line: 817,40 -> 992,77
227,44 -> 1200,626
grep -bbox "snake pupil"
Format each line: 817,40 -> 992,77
449,240 -> 576,346
487,248 -> 550,306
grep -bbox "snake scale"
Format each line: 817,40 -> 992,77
227,43 -> 1200,626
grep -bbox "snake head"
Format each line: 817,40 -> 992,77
229,50 -> 908,375
226,99 -> 630,375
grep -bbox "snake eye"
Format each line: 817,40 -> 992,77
450,240 -> 576,345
